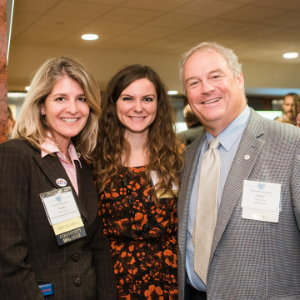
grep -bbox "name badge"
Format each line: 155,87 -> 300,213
241,180 -> 281,223
40,187 -> 86,245
151,170 -> 178,198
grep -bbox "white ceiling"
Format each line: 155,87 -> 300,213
8,0 -> 300,94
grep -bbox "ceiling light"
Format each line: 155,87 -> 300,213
167,90 -> 178,95
25,86 -> 30,91
81,34 -> 98,41
8,92 -> 27,98
283,52 -> 298,59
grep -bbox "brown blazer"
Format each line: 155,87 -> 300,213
0,139 -> 117,300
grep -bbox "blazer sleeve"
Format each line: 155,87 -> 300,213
291,137 -> 300,230
0,141 -> 44,300
91,214 -> 117,300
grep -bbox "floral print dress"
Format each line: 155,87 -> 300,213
99,166 -> 178,300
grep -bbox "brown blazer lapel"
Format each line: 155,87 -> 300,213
210,110 -> 265,261
32,149 -> 89,221
74,161 -> 95,223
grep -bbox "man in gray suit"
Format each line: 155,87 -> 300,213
177,42 -> 300,300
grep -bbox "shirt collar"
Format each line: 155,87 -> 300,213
205,105 -> 251,151
40,137 -> 82,168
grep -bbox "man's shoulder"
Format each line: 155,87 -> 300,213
259,114 -> 299,138
249,110 -> 300,140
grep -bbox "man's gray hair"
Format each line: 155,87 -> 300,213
179,42 -> 242,93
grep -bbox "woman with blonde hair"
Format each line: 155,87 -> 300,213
93,64 -> 184,299
0,55 -> 116,300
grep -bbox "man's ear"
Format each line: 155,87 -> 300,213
236,73 -> 244,90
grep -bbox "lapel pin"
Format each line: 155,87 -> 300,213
244,155 -> 250,160
56,178 -> 67,187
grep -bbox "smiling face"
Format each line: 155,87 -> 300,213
183,50 -> 246,137
41,75 -> 90,147
116,78 -> 157,137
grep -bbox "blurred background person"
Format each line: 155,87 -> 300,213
178,104 -> 204,146
293,95 -> 300,128
275,93 -> 297,124
93,64 -> 184,299
5,106 -> 15,139
0,56 -> 116,300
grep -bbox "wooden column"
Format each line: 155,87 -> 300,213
0,0 -> 7,144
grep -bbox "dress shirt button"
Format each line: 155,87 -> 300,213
72,253 -> 80,262
74,277 -> 82,287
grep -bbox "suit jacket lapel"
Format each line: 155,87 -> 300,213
31,146 -> 89,221
210,110 -> 265,260
178,135 -> 205,257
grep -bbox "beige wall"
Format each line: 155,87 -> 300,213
8,44 -> 300,94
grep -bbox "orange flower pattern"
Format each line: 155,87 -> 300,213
99,166 -> 178,300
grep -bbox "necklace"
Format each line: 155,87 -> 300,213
122,175 -> 152,235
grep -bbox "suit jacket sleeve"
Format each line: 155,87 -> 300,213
0,141 -> 44,299
292,137 -> 300,230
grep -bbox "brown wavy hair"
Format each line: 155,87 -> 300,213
93,64 -> 184,204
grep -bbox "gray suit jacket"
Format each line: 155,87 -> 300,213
178,109 -> 300,300
0,139 -> 117,300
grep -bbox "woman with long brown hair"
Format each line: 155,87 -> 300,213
93,64 -> 184,299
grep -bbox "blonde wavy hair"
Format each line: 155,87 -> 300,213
13,55 -> 101,162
